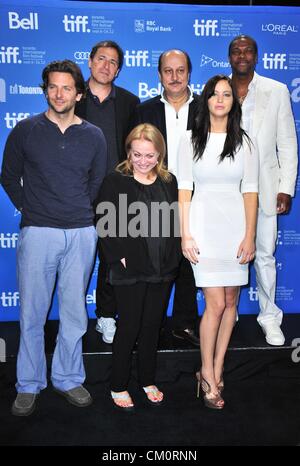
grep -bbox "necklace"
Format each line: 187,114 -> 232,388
238,93 -> 248,105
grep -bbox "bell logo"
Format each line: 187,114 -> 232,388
193,19 -> 219,37
0,46 -> 21,64
138,82 -> 163,99
262,53 -> 287,70
8,11 -> 39,30
63,15 -> 90,33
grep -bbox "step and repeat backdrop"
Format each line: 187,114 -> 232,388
0,0 -> 299,320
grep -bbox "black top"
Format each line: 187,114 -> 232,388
84,86 -> 118,174
1,113 -> 107,229
75,84 -> 140,165
96,171 -> 181,285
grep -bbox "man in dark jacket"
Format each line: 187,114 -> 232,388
132,49 -> 200,346
76,41 -> 140,344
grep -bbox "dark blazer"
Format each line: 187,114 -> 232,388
96,172 -> 181,284
131,93 -> 201,162
76,84 -> 140,162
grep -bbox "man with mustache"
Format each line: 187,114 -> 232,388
132,49 -> 200,346
229,35 -> 298,345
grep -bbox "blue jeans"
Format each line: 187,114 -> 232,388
16,226 -> 97,393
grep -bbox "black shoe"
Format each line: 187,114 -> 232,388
53,385 -> 93,407
11,393 -> 38,416
172,328 -> 200,346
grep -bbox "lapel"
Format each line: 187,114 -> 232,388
252,77 -> 272,137
155,98 -> 167,141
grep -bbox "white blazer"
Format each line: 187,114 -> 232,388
250,73 -> 298,215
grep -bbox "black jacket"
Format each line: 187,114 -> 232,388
76,84 -> 140,162
96,172 -> 181,284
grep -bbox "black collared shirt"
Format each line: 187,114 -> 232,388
85,85 -> 118,174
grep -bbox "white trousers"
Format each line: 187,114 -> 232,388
254,209 -> 283,326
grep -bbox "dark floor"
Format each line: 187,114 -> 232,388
0,315 -> 300,450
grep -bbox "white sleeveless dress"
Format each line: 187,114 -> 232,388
177,131 -> 259,287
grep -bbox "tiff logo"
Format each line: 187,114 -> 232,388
248,286 -> 258,301
124,50 -> 150,67
0,46 -> 21,64
0,292 -> 19,307
4,112 -> 30,129
0,233 -> 19,248
262,53 -> 287,70
63,15 -> 90,33
193,19 -> 219,37
0,339 -> 6,363
8,11 -> 39,30
0,78 -> 6,102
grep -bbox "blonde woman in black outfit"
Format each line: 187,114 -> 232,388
96,123 -> 181,411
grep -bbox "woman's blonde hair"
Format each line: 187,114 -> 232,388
116,123 -> 171,182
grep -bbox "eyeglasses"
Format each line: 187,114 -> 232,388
95,55 -> 119,68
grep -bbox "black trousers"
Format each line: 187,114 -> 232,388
95,246 -> 198,330
95,244 -> 117,319
171,256 -> 198,331
110,281 -> 171,392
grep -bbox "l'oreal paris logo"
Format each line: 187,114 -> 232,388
262,24 -> 298,34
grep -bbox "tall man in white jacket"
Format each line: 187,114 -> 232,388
229,34 -> 298,345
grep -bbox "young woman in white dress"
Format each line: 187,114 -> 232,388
177,75 -> 258,409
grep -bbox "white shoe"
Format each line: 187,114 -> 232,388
259,321 -> 285,346
95,317 -> 116,344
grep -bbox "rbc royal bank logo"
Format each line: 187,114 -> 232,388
193,19 -> 219,37
262,53 -> 287,70
0,46 -> 21,64
134,20 -> 145,33
0,233 -> 19,248
63,15 -> 90,33
8,11 -> 39,30
124,50 -> 150,67
4,112 -> 30,129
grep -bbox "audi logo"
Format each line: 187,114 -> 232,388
74,51 -> 90,60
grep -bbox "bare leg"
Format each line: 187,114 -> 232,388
214,286 -> 240,385
200,287 -> 226,395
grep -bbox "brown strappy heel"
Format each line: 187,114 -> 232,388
200,376 -> 225,410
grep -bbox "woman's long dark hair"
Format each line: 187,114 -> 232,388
192,74 -> 250,161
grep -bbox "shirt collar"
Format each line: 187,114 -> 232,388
160,85 -> 194,106
87,81 -> 116,102
229,71 -> 257,90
